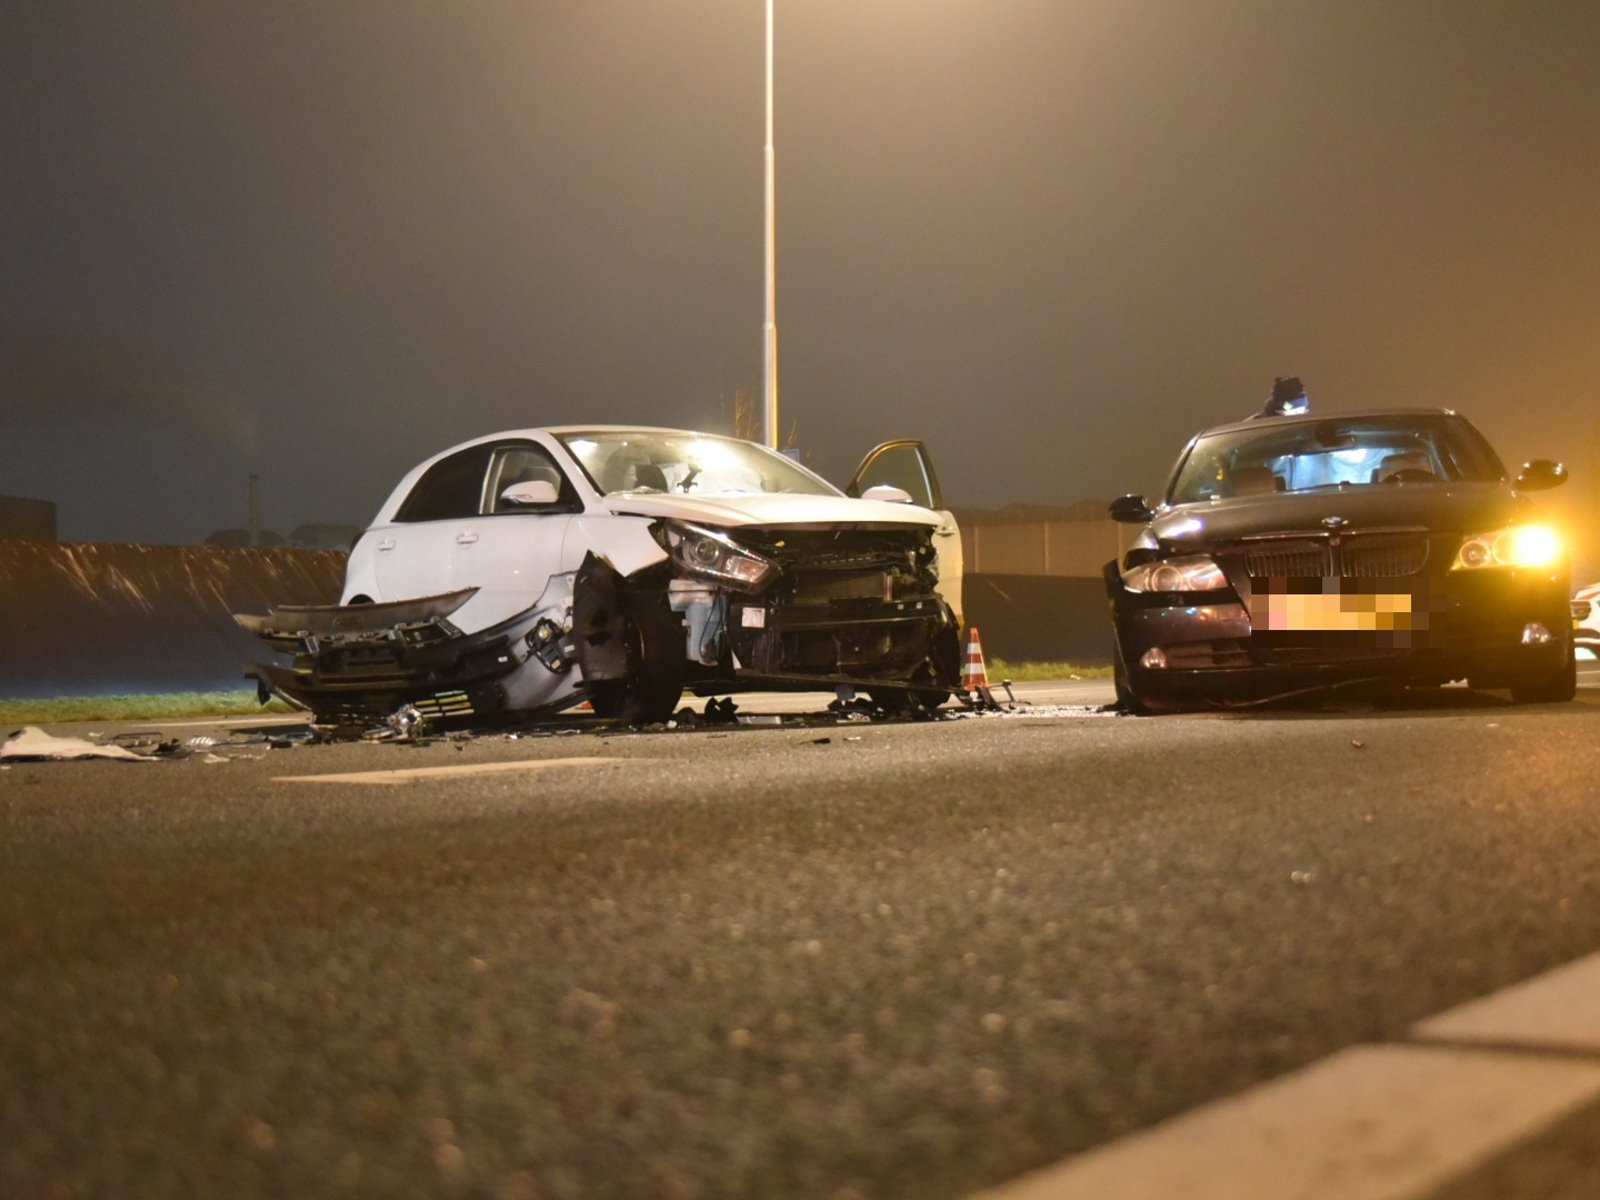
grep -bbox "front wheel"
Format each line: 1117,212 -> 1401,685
587,595 -> 687,724
1509,643 -> 1577,704
1112,637 -> 1151,715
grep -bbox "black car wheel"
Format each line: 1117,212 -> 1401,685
1508,642 -> 1577,704
587,594 -> 687,724
869,612 -> 961,714
1112,637 -> 1152,715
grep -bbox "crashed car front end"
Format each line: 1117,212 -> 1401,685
653,520 -> 959,693
239,518 -> 958,727
237,424 -> 963,726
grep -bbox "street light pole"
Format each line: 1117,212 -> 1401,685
762,0 -> 779,449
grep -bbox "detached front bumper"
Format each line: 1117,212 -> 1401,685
236,588 -> 578,724
1107,563 -> 1572,703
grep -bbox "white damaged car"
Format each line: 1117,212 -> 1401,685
239,427 -> 964,725
1574,579 -> 1600,657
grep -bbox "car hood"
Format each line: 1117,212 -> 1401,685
598,491 -> 942,529
1151,482 -> 1535,549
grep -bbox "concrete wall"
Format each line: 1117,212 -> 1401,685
0,495 -> 58,543
0,542 -> 345,699
0,538 -> 1117,700
959,517 -> 1133,578
962,574 -> 1112,664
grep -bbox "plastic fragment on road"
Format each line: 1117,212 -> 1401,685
1,726 -> 157,762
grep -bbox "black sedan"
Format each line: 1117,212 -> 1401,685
1106,400 -> 1575,712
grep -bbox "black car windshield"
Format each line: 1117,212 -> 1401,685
1167,414 -> 1506,505
557,430 -> 840,497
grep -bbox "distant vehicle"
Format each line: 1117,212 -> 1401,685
239,427 -> 962,725
1573,580 -> 1600,656
1106,395 -> 1575,712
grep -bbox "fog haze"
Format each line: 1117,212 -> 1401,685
3,1 -> 1597,547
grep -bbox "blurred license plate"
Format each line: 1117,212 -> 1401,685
1259,592 -> 1413,632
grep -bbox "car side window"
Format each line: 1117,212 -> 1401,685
484,443 -> 581,514
850,441 -> 943,509
394,444 -> 495,523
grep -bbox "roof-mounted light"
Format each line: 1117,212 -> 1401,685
1253,375 -> 1309,419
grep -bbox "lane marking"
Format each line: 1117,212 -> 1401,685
274,757 -> 622,785
1414,951 -> 1600,1054
973,949 -> 1600,1200
971,1044 -> 1600,1200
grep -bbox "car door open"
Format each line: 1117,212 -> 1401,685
847,440 -> 964,626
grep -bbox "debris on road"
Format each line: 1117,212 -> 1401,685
3,726 -> 158,762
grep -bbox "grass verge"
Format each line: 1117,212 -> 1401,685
0,691 -> 295,727
980,659 -> 1112,682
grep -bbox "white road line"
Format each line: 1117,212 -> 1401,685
274,757 -> 621,785
1414,951 -> 1600,1054
971,1045 -> 1600,1200
972,949 -> 1600,1200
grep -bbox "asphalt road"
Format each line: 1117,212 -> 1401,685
5,668 -> 1600,1199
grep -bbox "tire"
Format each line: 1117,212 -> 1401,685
587,594 -> 687,724
1509,642 -> 1577,704
868,612 -> 960,714
1112,637 -> 1151,715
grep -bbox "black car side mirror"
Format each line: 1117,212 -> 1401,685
1513,459 -> 1567,491
1109,494 -> 1154,524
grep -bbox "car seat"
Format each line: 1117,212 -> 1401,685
1226,466 -> 1285,497
1372,452 -> 1435,483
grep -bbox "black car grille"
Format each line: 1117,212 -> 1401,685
1242,541 -> 1330,577
1237,533 -> 1429,579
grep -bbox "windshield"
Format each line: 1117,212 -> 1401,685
556,430 -> 840,498
1167,414 -> 1506,505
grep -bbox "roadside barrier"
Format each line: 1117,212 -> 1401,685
0,542 -> 345,699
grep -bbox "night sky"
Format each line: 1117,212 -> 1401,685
4,1 -> 1598,550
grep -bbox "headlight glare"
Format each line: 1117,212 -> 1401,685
1453,523 -> 1563,571
1121,554 -> 1229,594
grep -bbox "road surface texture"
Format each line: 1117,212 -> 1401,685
4,671 -> 1600,1199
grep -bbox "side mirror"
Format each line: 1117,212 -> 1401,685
1109,493 -> 1154,524
500,480 -> 561,507
1513,460 -> 1566,492
860,484 -> 915,504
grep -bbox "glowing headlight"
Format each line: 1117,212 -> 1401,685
1121,554 -> 1229,593
653,521 -> 777,592
1452,524 -> 1563,571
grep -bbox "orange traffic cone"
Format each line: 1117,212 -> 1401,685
962,627 -> 991,694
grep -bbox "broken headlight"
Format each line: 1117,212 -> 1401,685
653,521 -> 778,592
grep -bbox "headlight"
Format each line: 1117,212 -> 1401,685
1452,523 -> 1563,571
653,521 -> 777,592
1120,554 -> 1229,593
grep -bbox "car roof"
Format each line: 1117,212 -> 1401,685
416,425 -> 761,463
478,425 -> 743,439
1194,407 -> 1462,439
